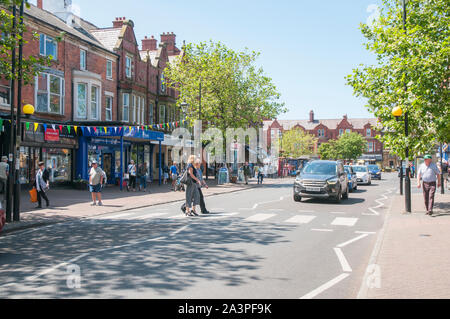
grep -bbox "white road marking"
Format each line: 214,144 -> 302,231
132,213 -> 169,220
245,213 -> 276,222
208,212 -> 239,220
300,273 -> 350,299
334,248 -> 352,272
168,215 -> 186,219
330,212 -> 347,214
171,225 -> 189,236
331,217 -> 358,227
269,209 -> 285,212
298,210 -> 315,213
337,234 -> 369,248
284,215 -> 316,224
96,212 -> 137,220
355,231 -> 376,234
311,228 -> 334,232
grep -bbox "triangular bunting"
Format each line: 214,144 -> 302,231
34,123 -> 39,132
26,122 -> 30,130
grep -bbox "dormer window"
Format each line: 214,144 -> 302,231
366,128 -> 371,137
125,55 -> 132,78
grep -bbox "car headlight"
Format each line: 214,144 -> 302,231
295,179 -> 304,185
327,178 -> 338,185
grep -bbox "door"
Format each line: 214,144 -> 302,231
103,153 -> 112,184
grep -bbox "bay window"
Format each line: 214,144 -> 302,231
91,86 -> 99,120
76,83 -> 87,119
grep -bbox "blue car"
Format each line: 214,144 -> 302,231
368,164 -> 381,180
344,165 -> 357,192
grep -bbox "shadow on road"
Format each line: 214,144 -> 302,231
0,215 -> 296,298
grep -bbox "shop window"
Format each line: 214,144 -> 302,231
42,148 -> 72,182
36,73 -> 64,114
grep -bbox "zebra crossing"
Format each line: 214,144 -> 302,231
87,208 -> 361,228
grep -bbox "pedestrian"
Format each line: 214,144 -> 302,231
170,162 -> 178,191
243,161 -> 251,185
138,162 -> 148,191
163,165 -> 169,185
417,155 -> 441,215
258,167 -> 264,184
182,155 -> 201,216
441,160 -> 449,190
35,161 -> 49,209
0,156 -> 9,198
194,159 -> 210,214
128,160 -> 137,191
89,160 -> 104,206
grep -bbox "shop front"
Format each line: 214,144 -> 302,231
20,124 -> 78,186
76,127 -> 164,189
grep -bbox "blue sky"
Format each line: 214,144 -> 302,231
32,0 -> 383,120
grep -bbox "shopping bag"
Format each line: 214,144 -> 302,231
29,187 -> 38,203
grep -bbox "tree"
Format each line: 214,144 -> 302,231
336,132 -> 367,161
281,128 -> 317,158
346,0 -> 450,159
1,1 -> 53,85
318,140 -> 339,160
163,41 -> 286,132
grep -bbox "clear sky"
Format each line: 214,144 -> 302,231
31,0 -> 383,120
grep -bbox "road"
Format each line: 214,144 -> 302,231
0,173 -> 398,299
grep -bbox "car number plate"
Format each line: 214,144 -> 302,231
306,187 -> 321,192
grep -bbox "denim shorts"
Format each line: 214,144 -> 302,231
89,184 -> 102,193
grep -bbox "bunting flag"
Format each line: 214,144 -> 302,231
26,122 -> 30,130
43,124 -> 47,131
104,127 -> 107,134
59,125 -> 63,132
67,126 -> 71,134
0,119 -> 3,132
74,126 -> 77,133
34,123 -> 39,132
52,124 -> 56,130
93,127 -> 97,132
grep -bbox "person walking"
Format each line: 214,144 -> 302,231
0,156 -> 9,200
128,160 -> 137,192
35,161 -> 49,209
183,155 -> 201,216
258,167 -> 264,184
163,165 -> 169,185
417,155 -> 441,215
170,162 -> 178,191
243,162 -> 251,185
89,160 -> 104,206
138,162 -> 148,192
194,159 -> 210,214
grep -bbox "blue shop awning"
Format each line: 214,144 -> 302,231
81,126 -> 164,141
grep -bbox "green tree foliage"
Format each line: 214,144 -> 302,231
163,41 -> 287,131
281,128 -> 317,158
336,132 -> 367,161
318,132 -> 367,161
318,140 -> 339,160
1,1 -> 53,85
346,0 -> 450,158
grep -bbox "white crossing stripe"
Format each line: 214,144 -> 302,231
245,213 -> 276,222
284,215 -> 316,224
96,212 -> 137,220
131,213 -> 169,220
331,217 -> 359,227
311,228 -> 333,232
208,212 -> 239,219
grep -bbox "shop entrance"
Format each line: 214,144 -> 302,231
102,153 -> 113,184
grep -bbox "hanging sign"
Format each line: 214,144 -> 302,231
45,128 -> 60,142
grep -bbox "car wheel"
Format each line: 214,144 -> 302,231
368,179 -> 372,185
294,194 -> 302,202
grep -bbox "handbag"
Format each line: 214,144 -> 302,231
29,187 -> 38,203
180,169 -> 189,185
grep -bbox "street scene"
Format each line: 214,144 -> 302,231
0,0 -> 449,305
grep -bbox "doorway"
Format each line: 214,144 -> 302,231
103,153 -> 113,184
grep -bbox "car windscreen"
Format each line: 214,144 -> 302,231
352,166 -> 367,173
302,162 -> 337,175
344,167 -> 352,174
368,165 -> 379,170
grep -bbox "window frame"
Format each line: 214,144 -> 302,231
90,85 -> 99,120
123,93 -> 130,122
125,55 -> 132,79
80,49 -> 87,70
105,95 -> 113,121
76,82 -> 88,119
35,73 -> 64,115
366,128 -> 371,137
149,102 -> 154,125
106,59 -> 113,80
0,84 -> 11,107
39,34 -> 58,60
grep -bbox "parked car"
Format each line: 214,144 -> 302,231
0,201 -> 5,234
353,165 -> 372,185
344,165 -> 358,192
293,160 -> 349,203
368,164 -> 381,180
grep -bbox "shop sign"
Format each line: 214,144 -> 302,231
45,129 -> 60,141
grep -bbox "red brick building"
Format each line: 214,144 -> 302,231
263,110 -> 384,165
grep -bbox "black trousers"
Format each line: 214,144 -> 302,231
37,190 -> 49,207
182,187 -> 208,213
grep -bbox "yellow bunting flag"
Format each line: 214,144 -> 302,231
34,123 -> 39,132
74,126 -> 78,133
104,127 -> 107,133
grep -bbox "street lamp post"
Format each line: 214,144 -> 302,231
440,143 -> 445,194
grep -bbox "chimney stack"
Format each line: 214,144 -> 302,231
309,110 -> 315,123
113,17 -> 125,28
142,35 -> 157,51
160,32 -> 176,54
37,0 -> 43,9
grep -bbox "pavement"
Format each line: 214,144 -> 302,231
1,177 -> 273,235
360,188 -> 450,299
